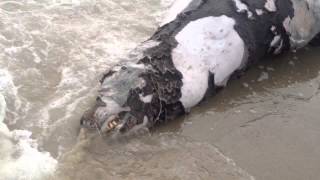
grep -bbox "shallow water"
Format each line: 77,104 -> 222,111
0,0 -> 320,180
0,0 -> 165,157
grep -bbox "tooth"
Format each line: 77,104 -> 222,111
111,121 -> 117,126
108,122 -> 113,129
101,115 -> 120,133
107,120 -> 118,129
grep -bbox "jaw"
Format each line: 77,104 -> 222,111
80,97 -> 129,131
81,113 -> 150,137
100,115 -> 123,133
80,110 -> 122,132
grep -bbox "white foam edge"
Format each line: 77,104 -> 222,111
0,93 -> 57,180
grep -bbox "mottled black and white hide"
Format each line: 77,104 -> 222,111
80,0 -> 320,134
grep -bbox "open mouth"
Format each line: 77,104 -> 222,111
100,115 -> 122,133
80,114 -> 122,133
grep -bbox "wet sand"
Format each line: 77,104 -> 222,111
177,47 -> 320,180
55,133 -> 254,180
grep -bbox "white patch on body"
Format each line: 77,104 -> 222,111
127,62 -> 145,69
274,40 -> 283,54
283,0 -> 320,48
233,0 -> 253,19
172,16 -> 245,108
161,0 -> 193,25
139,94 -> 153,103
283,16 -> 291,32
264,0 -> 277,12
270,35 -> 281,47
256,9 -> 264,15
269,34 -> 284,55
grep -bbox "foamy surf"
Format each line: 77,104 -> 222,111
0,78 -> 57,180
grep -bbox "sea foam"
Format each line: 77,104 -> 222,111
0,74 -> 57,180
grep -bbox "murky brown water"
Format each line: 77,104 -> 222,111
0,0 -> 320,180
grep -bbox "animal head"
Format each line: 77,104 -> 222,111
80,63 -> 151,134
79,40 -> 184,134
